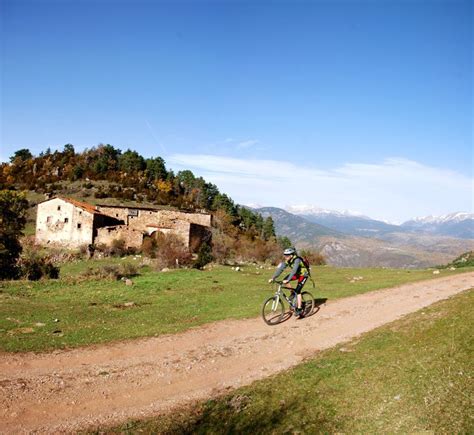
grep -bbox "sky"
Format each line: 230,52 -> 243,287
1,0 -> 472,223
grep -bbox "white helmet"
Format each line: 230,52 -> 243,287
283,247 -> 296,256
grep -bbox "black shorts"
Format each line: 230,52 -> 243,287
284,274 -> 308,294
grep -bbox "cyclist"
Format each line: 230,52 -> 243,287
268,247 -> 309,318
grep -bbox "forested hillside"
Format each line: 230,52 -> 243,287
1,144 -> 283,264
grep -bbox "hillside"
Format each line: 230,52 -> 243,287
256,207 -> 344,240
2,145 -> 280,266
257,207 -> 474,268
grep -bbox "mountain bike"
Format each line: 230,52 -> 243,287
262,280 -> 315,325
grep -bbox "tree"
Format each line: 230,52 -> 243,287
0,190 -> 28,279
118,149 -> 146,173
146,157 -> 167,181
10,149 -> 33,163
277,236 -> 292,250
63,143 -> 75,156
177,170 -> 196,193
262,216 -> 276,240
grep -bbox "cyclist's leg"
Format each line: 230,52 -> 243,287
295,276 -> 308,313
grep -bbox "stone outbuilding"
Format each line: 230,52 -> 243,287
35,197 -> 212,252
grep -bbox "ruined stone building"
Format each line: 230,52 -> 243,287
36,197 -> 212,251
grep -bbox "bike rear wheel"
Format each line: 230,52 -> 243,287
262,296 -> 284,325
301,291 -> 315,316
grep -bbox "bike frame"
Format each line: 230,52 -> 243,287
272,280 -> 297,310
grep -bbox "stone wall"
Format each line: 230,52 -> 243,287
97,205 -> 211,230
95,225 -> 145,250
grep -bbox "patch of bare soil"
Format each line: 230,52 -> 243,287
1,272 -> 473,434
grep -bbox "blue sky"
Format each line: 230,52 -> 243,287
1,0 -> 472,222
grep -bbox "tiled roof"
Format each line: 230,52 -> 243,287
59,197 -> 100,214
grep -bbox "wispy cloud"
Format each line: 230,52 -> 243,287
220,138 -> 260,150
167,154 -> 473,223
236,139 -> 259,149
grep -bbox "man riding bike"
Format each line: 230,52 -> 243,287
268,247 -> 309,318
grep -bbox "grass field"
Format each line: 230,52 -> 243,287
106,289 -> 474,434
0,258 -> 472,352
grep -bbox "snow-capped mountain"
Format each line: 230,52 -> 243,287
401,212 -> 473,239
286,205 -> 401,237
284,206 -> 473,240
406,212 -> 473,225
286,205 -> 369,219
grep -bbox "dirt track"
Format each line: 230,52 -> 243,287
1,272 -> 473,434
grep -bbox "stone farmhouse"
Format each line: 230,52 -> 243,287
36,197 -> 212,252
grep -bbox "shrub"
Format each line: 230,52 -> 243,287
110,238 -> 127,257
141,236 -> 157,258
154,232 -> 192,270
95,239 -> 127,257
300,249 -> 326,266
210,230 -> 235,264
193,242 -> 214,269
80,263 -> 138,280
19,256 -> 60,280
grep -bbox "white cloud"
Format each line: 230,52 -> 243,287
236,139 -> 259,149
220,138 -> 260,150
167,154 -> 473,223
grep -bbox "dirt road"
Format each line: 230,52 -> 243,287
1,272 -> 473,433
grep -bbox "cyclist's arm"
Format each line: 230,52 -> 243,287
285,257 -> 302,281
271,262 -> 287,280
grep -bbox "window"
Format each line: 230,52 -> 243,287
79,211 -> 82,216
47,216 -> 52,223
64,218 -> 69,223
57,205 -> 61,211
77,223 -> 82,229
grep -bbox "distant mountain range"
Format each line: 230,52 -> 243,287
401,212 -> 474,239
255,206 -> 474,268
286,206 -> 474,240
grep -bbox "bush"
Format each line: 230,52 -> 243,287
300,249 -> 326,266
141,236 -> 157,258
19,256 -> 60,280
193,242 -> 214,269
110,238 -> 127,257
81,263 -> 139,280
95,239 -> 128,257
153,232 -> 192,270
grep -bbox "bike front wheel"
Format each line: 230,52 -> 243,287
262,296 -> 284,325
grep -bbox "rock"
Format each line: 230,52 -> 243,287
125,279 -> 133,286
433,270 -> 440,275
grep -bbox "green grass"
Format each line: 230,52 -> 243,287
106,289 -> 474,434
0,260 -> 472,352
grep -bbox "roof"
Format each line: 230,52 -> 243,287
97,204 -> 160,212
60,197 -> 100,214
39,196 -> 101,215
